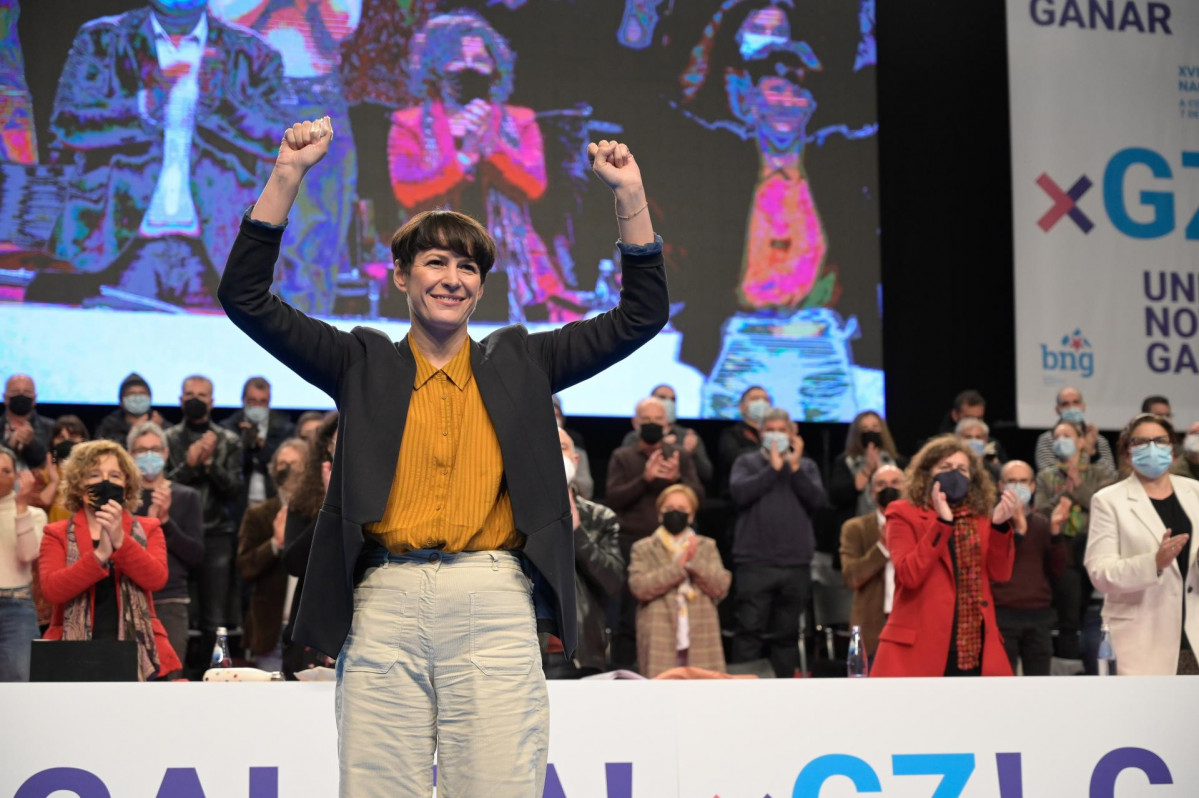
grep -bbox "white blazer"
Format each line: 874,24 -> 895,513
1084,474 -> 1199,675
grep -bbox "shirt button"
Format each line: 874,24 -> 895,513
442,431 -> 448,436
442,469 -> 449,475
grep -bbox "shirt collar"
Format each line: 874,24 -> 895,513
150,11 -> 208,45
410,334 -> 473,391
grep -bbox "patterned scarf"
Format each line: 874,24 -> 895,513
62,517 -> 161,682
1045,464 -> 1086,537
654,527 -> 697,652
952,506 -> 984,671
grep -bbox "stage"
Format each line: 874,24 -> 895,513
2,678 -> 1190,796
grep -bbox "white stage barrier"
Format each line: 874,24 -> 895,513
1,678 -> 1193,797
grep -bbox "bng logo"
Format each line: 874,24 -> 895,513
1037,148 -> 1199,239
1042,328 -> 1094,378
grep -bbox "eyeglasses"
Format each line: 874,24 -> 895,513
1129,436 -> 1171,449
130,446 -> 166,456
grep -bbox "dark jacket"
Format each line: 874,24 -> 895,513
47,7 -> 284,275
620,424 -> 714,486
220,408 -> 295,522
729,449 -> 826,567
2,411 -> 55,468
237,495 -> 288,655
164,421 -> 243,538
137,481 -> 205,601
560,494 -> 624,672
717,421 -> 760,496
280,509 -> 319,677
605,443 -> 704,542
95,409 -> 137,447
991,510 -> 1068,610
218,215 -> 668,658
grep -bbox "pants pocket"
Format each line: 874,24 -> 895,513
342,586 -> 407,674
469,589 -> 535,677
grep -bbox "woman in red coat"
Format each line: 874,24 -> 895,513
873,435 -> 1019,677
39,440 -> 181,680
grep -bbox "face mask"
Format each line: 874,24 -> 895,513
123,394 -> 151,416
657,397 -> 677,425
1130,443 -> 1173,480
6,394 -> 33,416
1052,437 -> 1076,461
53,440 -> 76,464
273,465 -> 291,487
87,479 -> 126,512
745,398 -> 770,425
562,454 -> 576,486
244,405 -> 269,425
1183,434 -> 1199,456
639,422 -> 664,445
661,510 -> 690,535
1059,407 -> 1085,426
182,397 -> 208,421
934,470 -> 970,506
965,438 -> 986,457
875,486 -> 901,510
445,69 -> 492,105
860,430 -> 884,449
1005,482 -> 1033,507
135,452 -> 165,479
761,431 -> 790,454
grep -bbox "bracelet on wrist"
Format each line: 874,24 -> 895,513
616,200 -> 648,221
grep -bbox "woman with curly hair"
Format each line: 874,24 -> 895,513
38,440 -> 181,680
872,434 -> 1019,677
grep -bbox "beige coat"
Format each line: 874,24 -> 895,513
840,512 -> 887,656
628,533 -> 731,678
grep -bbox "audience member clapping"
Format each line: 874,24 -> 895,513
39,441 -> 181,680
621,384 -> 713,487
628,485 -> 730,678
129,422 -> 204,678
1085,414 -> 1199,675
840,463 -> 906,661
955,417 -> 1002,482
728,408 -> 825,677
38,416 -> 90,522
3,375 -> 53,469
95,373 -> 163,447
872,435 -> 1017,677
1033,387 -> 1115,472
991,460 -> 1067,676
717,385 -> 771,494
221,376 -> 295,528
828,411 -> 906,537
0,447 -> 47,681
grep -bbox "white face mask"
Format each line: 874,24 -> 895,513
562,453 -> 577,486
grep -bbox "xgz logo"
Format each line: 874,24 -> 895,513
1042,328 -> 1095,377
1037,149 -> 1199,239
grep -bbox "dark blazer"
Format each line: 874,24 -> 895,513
137,481 -> 205,601
221,408 -> 295,521
839,512 -> 887,655
218,216 -> 668,657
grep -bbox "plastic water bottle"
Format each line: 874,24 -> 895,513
1096,623 -> 1116,676
847,625 -> 870,678
211,626 -> 232,669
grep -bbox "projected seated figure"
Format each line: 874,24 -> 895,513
387,9 -> 579,323
46,0 -> 283,309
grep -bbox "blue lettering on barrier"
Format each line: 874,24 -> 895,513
15,767 -> 111,798
792,754 -> 882,797
543,763 -> 633,798
1104,148 -> 1175,238
892,754 -> 974,798
1089,747 -> 1173,798
995,753 -> 1024,798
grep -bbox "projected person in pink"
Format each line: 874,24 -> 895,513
387,10 -> 577,323
0,0 -> 37,164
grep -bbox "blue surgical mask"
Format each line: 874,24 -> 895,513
1131,443 -> 1173,480
1052,437 -> 1076,461
123,394 -> 151,416
745,398 -> 770,425
1005,482 -> 1033,507
761,430 -> 790,454
965,438 -> 986,457
658,397 -> 677,425
135,452 -> 165,479
244,405 -> 269,425
1059,407 -> 1085,426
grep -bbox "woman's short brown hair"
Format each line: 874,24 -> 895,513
656,484 -> 699,514
904,434 -> 996,517
51,415 -> 90,443
58,440 -> 142,513
391,210 -> 496,281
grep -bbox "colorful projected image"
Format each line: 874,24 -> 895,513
0,0 -> 880,421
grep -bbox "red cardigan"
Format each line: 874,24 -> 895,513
39,509 -> 182,677
872,499 -> 1015,677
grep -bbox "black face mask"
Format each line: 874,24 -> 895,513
53,440 -> 76,464
661,510 -> 690,535
182,397 -> 208,421
445,69 -> 492,105
639,422 -> 664,445
860,431 -> 884,449
933,470 -> 970,506
6,394 -> 33,416
273,465 -> 291,487
87,480 -> 126,512
875,486 -> 901,510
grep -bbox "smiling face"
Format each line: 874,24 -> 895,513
395,248 -> 484,335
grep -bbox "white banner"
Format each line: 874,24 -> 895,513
1,679 -> 1194,797
1008,1 -> 1199,430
